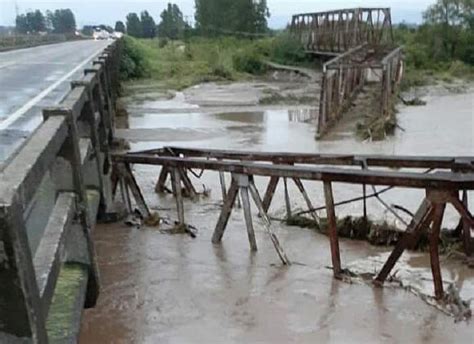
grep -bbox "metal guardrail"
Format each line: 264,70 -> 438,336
0,39 -> 121,343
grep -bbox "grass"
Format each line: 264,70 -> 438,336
401,61 -> 474,92
120,34 -> 313,90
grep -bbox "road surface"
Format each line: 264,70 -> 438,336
0,39 -> 111,164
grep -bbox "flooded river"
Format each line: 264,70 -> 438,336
80,82 -> 474,343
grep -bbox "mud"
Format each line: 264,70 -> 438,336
80,78 -> 474,343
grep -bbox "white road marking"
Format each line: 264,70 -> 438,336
0,45 -> 106,130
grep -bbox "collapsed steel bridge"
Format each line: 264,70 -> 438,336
113,147 -> 474,302
290,8 -> 403,138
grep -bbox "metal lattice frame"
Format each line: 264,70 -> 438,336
290,8 -> 394,54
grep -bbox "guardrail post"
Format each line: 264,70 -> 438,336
44,108 -> 100,308
0,203 -> 48,342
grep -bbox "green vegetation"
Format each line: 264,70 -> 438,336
119,34 -> 310,89
0,34 -> 69,51
395,0 -> 474,90
15,8 -> 76,34
16,10 -> 46,34
120,36 -> 148,80
157,3 -> 188,40
195,0 -> 269,36
46,264 -> 88,341
115,21 -> 126,33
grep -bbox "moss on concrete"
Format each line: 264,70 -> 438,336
46,263 -> 88,343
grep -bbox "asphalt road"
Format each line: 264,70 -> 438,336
0,39 -> 111,164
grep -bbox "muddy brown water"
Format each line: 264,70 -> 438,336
80,84 -> 474,343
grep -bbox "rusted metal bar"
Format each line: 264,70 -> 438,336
170,168 -> 185,226
219,171 -> 227,201
375,199 -> 434,284
248,177 -> 291,265
449,194 -> 474,229
262,176 -> 280,213
293,178 -> 319,223
462,191 -> 472,256
238,175 -> 258,251
133,146 -> 474,171
212,176 -> 239,244
284,178 -> 292,219
113,154 -> 474,190
179,167 -> 198,199
155,167 -> 170,193
323,181 -> 342,276
430,203 -> 446,300
121,164 -> 151,218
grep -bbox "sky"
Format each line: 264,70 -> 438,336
0,0 -> 436,28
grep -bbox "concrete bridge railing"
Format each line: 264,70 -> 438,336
0,40 -> 121,343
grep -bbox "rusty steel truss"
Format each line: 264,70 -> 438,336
290,8 -> 394,55
112,146 -> 474,303
318,44 -> 403,138
290,8 -> 403,139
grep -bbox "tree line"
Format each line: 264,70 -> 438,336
16,9 -> 76,34
15,1 -> 271,39
396,0 -> 474,67
122,0 -> 269,40
123,4 -> 189,40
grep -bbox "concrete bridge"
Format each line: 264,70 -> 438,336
0,40 -> 120,343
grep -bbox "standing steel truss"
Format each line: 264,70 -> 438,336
290,8 -> 394,54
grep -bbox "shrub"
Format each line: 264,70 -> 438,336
158,37 -> 169,48
232,49 -> 267,74
268,32 -> 308,65
120,36 -> 148,80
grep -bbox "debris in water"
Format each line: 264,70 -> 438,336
399,95 -> 427,106
144,212 -> 161,227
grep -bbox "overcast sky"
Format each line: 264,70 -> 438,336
0,0 -> 436,28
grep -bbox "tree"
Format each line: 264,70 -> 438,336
157,3 -> 187,40
115,21 -> 126,33
195,0 -> 269,36
126,13 -> 142,38
15,10 -> 46,34
15,14 -> 29,34
422,0 -> 474,60
141,11 -> 157,38
82,25 -> 95,36
47,9 -> 76,34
